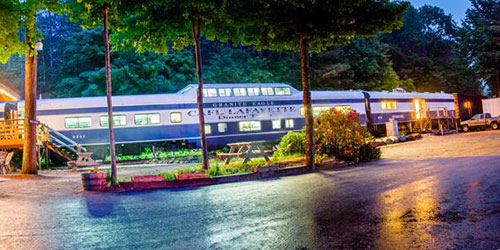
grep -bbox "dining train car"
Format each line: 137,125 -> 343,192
365,89 -> 456,125
0,83 -> 457,159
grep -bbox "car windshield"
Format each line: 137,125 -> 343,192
472,114 -> 481,120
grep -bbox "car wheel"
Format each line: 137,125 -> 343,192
491,122 -> 499,130
462,125 -> 470,132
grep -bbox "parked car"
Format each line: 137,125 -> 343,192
460,113 -> 499,132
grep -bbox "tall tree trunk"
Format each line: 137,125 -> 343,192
299,34 -> 315,169
192,19 -> 209,170
104,6 -> 118,185
21,18 -> 38,175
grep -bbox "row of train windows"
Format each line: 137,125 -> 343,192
64,104 -> 352,128
380,100 -> 397,110
202,87 -> 291,97
204,119 -> 295,134
65,114 -> 294,133
65,113 -> 175,128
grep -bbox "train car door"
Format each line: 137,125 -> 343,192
414,99 -> 427,119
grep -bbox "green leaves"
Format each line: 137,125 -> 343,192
226,0 -> 408,53
461,0 -> 500,96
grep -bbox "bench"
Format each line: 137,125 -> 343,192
217,141 -> 271,164
68,152 -> 100,169
0,152 -> 14,175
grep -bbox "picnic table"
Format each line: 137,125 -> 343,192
217,141 -> 272,165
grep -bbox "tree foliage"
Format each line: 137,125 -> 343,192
461,0 -> 500,97
381,5 -> 482,95
310,38 -> 415,91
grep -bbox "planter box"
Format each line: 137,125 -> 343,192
132,175 -> 166,190
81,172 -> 107,191
176,173 -> 206,180
253,165 -> 279,173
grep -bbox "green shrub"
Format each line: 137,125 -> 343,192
273,131 -> 306,157
205,161 -> 257,177
315,108 -> 380,162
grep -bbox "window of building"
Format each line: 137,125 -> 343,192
218,123 -> 228,133
233,88 -> 247,97
205,124 -> 212,134
381,100 -> 397,110
272,119 -> 281,129
239,121 -> 261,131
170,112 -> 182,123
261,87 -> 274,96
334,105 -> 351,113
218,88 -> 232,97
300,106 -> 330,116
247,87 -> 260,96
100,115 -> 126,127
274,87 -> 291,96
135,113 -> 160,125
65,117 -> 92,128
285,119 -> 294,128
203,88 -> 217,97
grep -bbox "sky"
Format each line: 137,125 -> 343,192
410,0 -> 472,23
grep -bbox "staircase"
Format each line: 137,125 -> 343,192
38,123 -> 85,161
39,123 -> 99,168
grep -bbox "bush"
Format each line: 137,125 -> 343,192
206,162 -> 251,177
315,108 -> 380,162
273,131 -> 306,157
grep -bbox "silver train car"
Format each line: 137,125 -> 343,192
0,83 -> 455,158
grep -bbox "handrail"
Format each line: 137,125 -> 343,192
48,135 -> 78,154
39,123 -> 87,152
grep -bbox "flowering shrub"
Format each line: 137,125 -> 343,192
314,108 -> 380,162
273,131 -> 306,157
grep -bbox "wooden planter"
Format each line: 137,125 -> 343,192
81,172 -> 107,191
176,173 -> 207,180
253,165 -> 279,173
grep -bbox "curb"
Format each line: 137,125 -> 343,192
101,165 -> 312,193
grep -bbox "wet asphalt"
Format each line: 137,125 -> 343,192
1,133 -> 500,249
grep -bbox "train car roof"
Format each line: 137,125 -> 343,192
17,83 -> 302,110
366,90 -> 454,100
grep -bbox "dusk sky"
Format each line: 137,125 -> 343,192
410,0 -> 472,23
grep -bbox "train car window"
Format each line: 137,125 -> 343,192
218,88 -> 232,97
300,106 -> 330,116
178,86 -> 193,94
100,115 -> 126,127
247,87 -> 260,96
272,119 -> 281,129
233,88 -> 247,97
65,117 -> 91,128
135,113 -> 160,125
334,105 -> 351,113
203,88 -> 217,97
205,124 -> 212,134
239,121 -> 261,131
285,119 -> 294,128
381,100 -> 397,110
261,87 -> 274,96
274,87 -> 291,96
218,123 -> 228,133
170,112 -> 182,123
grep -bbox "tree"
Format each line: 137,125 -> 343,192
0,0 -> 60,174
462,0 -> 500,97
113,0 -> 229,170
68,0 -> 119,185
227,0 -> 407,168
381,5 -> 482,95
310,38 -> 415,91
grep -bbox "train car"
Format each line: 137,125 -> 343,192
365,89 -> 455,125
0,83 -> 367,159
0,83 -> 459,159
